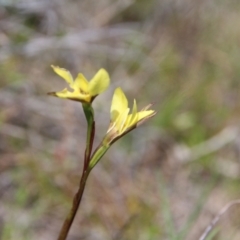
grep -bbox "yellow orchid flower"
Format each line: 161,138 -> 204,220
105,87 -> 156,144
48,65 -> 110,103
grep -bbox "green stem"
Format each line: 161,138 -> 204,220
57,103 -> 95,240
82,104 -> 95,167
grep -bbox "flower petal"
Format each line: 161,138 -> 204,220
122,99 -> 138,132
138,110 -> 155,122
89,68 -> 110,96
51,65 -> 73,86
130,99 -> 138,126
54,88 -> 70,98
115,108 -> 130,134
54,88 -> 91,102
110,88 -> 128,122
73,73 -> 89,93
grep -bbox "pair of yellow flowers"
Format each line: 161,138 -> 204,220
49,66 -> 155,142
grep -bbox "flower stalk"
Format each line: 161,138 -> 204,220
57,168 -> 90,240
82,103 -> 95,167
57,104 -> 95,240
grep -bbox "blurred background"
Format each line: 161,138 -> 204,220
1,0 -> 240,239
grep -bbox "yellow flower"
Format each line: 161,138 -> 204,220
48,66 -> 110,103
106,87 -> 156,144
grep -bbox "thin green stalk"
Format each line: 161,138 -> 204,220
57,103 -> 95,240
82,104 -> 95,167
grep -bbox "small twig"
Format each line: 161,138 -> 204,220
199,199 -> 240,240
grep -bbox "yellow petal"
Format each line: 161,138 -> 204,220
73,73 -> 89,93
122,99 -> 138,132
111,88 -> 128,122
115,108 -> 130,133
69,90 -> 91,102
51,65 -> 73,86
89,69 -> 110,96
138,110 -> 155,122
55,88 -> 91,102
55,88 -> 70,98
130,99 -> 138,126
